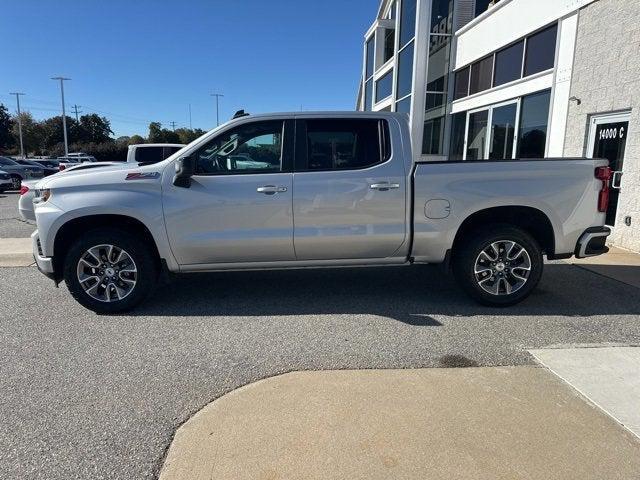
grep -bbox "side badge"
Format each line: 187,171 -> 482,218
126,172 -> 160,180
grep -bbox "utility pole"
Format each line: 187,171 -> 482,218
9,92 -> 25,158
188,103 -> 192,130
210,93 -> 223,126
71,104 -> 82,123
51,77 -> 71,157
169,121 -> 177,131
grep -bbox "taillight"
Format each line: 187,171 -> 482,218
19,185 -> 29,196
59,164 -> 66,171
595,166 -> 612,213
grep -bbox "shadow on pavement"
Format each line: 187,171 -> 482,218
131,263 -> 640,324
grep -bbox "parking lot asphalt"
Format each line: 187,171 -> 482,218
1,260 -> 640,479
0,192 -> 35,238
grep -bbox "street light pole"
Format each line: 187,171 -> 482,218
210,93 -> 223,126
9,92 -> 25,158
51,77 -> 71,157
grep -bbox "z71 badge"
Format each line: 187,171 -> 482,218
125,172 -> 160,180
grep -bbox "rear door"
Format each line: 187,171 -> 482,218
292,117 -> 407,260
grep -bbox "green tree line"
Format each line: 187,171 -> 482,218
0,103 -> 206,161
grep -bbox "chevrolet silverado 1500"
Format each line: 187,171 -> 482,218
31,112 -> 612,313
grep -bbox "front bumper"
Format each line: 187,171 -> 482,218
31,230 -> 56,280
575,226 -> 611,259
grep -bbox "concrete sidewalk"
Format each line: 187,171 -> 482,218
160,367 -> 640,480
0,237 -> 33,267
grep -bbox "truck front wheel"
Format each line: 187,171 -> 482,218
452,225 -> 543,307
63,228 -> 157,313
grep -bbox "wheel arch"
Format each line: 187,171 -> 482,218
52,214 -> 162,281
451,206 -> 556,260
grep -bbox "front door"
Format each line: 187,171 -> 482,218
588,112 -> 630,226
162,119 -> 296,265
292,118 -> 407,260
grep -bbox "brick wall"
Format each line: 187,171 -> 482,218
564,0 -> 640,252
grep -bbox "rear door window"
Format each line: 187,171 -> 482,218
135,146 -> 164,163
298,119 -> 387,171
162,146 -> 182,160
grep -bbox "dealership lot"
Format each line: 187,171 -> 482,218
0,192 -> 34,238
1,193 -> 640,479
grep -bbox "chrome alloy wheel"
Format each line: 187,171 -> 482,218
76,244 -> 137,302
474,240 -> 532,296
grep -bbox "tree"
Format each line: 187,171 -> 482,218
0,104 -> 15,154
175,127 -> 206,144
128,135 -> 146,145
40,116 -> 80,149
148,122 -> 164,142
79,114 -> 113,144
11,112 -> 43,155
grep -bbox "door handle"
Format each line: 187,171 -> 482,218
369,182 -> 400,191
257,185 -> 288,195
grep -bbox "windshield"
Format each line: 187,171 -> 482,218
0,157 -> 18,166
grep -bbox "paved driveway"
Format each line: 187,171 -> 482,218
0,192 -> 34,238
1,262 -> 639,479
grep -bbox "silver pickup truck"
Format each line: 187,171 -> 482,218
31,112 -> 612,313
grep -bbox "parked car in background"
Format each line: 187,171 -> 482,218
57,154 -> 98,171
0,170 -> 13,192
31,111 -> 612,313
0,156 -> 44,189
14,159 -> 58,176
19,162 -> 121,222
127,143 -> 185,164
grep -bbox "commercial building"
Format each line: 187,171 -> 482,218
358,0 -> 640,253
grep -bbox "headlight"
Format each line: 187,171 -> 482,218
34,189 -> 51,203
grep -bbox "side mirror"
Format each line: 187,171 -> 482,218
173,155 -> 196,188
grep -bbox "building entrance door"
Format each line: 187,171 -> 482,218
588,111 -> 631,226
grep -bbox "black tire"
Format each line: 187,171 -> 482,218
452,225 -> 543,307
63,228 -> 158,313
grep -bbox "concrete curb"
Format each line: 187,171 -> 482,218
159,367 -> 640,480
0,237 -> 34,267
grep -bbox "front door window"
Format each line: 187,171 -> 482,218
589,114 -> 630,226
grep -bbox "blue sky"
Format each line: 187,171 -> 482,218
0,0 -> 378,137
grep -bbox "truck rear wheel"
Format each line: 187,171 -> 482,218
63,228 -> 157,313
452,225 -> 543,307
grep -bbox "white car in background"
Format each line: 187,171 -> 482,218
127,144 -> 185,164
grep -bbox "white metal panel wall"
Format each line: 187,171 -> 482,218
454,0 -> 596,68
547,12 -> 579,157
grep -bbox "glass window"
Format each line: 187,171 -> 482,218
375,70 -> 393,103
494,41 -> 524,87
396,41 -> 414,99
454,67 -> 470,100
466,110 -> 488,160
449,112 -> 466,160
365,36 -> 375,79
364,79 -> 373,111
489,103 -> 517,160
388,1 -> 396,19
469,56 -> 493,95
383,28 -> 395,63
399,0 -> 416,47
431,0 -> 453,34
135,146 -> 164,163
163,146 -> 183,159
196,120 -> 283,174
517,90 -> 551,158
396,95 -> 411,114
304,119 -> 382,171
524,24 -> 558,76
0,157 -> 18,165
422,116 -> 444,155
